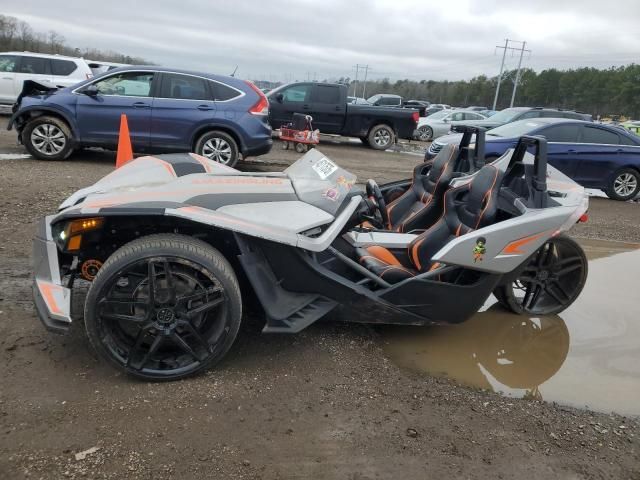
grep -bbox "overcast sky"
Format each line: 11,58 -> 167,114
6,0 -> 640,82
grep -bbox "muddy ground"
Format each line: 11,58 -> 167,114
0,118 -> 639,479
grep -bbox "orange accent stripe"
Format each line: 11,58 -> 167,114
501,231 -> 548,255
474,165 -> 499,229
366,245 -> 402,266
189,153 -> 212,173
37,280 -> 62,315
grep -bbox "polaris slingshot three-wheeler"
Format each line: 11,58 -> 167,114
33,130 -> 589,380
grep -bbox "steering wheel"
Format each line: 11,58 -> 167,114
365,179 -> 390,229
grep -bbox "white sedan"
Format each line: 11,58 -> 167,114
416,109 -> 487,141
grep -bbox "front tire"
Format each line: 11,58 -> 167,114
605,168 -> 640,201
195,130 -> 239,167
22,116 -> 74,161
493,235 -> 587,315
367,124 -> 395,150
84,234 -> 242,381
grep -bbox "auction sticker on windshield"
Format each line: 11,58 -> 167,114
312,157 -> 338,180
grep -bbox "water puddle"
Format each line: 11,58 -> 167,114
382,238 -> 640,416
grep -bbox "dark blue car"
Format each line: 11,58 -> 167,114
8,66 -> 272,167
428,118 -> 640,200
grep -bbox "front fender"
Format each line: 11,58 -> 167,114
8,105 -> 78,140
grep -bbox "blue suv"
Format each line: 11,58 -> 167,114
8,66 -> 272,167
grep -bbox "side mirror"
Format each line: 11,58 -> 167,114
443,118 -> 450,123
83,84 -> 99,96
276,93 -> 284,104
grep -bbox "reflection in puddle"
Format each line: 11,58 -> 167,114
382,238 -> 640,416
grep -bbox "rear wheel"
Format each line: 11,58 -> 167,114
22,116 -> 74,161
84,234 -> 242,381
605,168 -> 640,201
195,130 -> 239,167
494,235 -> 587,315
417,125 -> 433,141
367,124 -> 395,150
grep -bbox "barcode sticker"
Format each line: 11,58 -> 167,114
312,157 -> 338,180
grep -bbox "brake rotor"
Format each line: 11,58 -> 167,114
81,259 -> 103,281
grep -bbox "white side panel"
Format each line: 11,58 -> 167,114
217,201 -> 334,233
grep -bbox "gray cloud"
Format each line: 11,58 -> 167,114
6,0 -> 640,82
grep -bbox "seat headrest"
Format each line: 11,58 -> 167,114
427,144 -> 458,182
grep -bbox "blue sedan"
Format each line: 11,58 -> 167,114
8,66 -> 272,167
428,118 -> 640,200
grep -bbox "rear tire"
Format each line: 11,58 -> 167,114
605,167 -> 640,201
195,130 -> 239,167
367,124 -> 395,150
84,234 -> 242,381
417,125 -> 433,142
22,116 -> 74,161
493,235 -> 587,315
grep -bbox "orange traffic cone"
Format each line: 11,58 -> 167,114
115,113 -> 133,169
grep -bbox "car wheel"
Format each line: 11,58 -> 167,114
493,235 -> 588,315
22,116 -> 74,161
605,168 -> 640,201
84,234 -> 242,381
367,124 -> 395,150
493,235 -> 587,316
195,131 -> 239,167
417,125 -> 433,141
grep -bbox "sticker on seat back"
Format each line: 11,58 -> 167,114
312,157 -> 338,180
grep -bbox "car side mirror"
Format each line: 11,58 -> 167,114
83,84 -> 99,96
275,93 -> 284,104
443,118 -> 450,123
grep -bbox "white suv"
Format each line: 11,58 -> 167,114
0,52 -> 93,105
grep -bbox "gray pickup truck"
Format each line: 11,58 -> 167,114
267,82 -> 419,150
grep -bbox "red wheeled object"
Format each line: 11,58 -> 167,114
280,113 -> 320,153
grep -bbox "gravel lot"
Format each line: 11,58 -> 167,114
0,117 -> 639,479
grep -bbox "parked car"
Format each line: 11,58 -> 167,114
416,109 -> 486,141
620,120 -> 640,136
347,96 -> 371,105
8,66 -> 272,166
267,82 -> 419,150
0,52 -> 93,104
367,93 -> 402,107
424,103 -> 451,116
427,118 -> 640,200
457,106 -> 592,130
86,60 -> 128,76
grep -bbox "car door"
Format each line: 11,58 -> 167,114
573,125 -> 626,187
13,55 -> 54,94
150,72 -> 216,150
537,124 -> 582,178
0,54 -> 19,103
268,83 -> 312,129
308,84 -> 345,134
75,71 -> 156,150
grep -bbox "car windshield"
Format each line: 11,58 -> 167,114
487,120 -> 545,138
426,110 -> 450,120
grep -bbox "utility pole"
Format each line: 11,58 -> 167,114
361,65 -> 370,99
510,41 -> 526,107
352,64 -> 360,96
492,39 -> 508,111
493,39 -> 531,110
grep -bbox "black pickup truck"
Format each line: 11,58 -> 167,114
267,82 -> 419,150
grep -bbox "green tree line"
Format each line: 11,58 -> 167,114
351,65 -> 640,119
0,14 -> 151,65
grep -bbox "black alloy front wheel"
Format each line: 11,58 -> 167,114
84,234 -> 242,381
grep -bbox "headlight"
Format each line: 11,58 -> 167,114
58,217 -> 104,252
